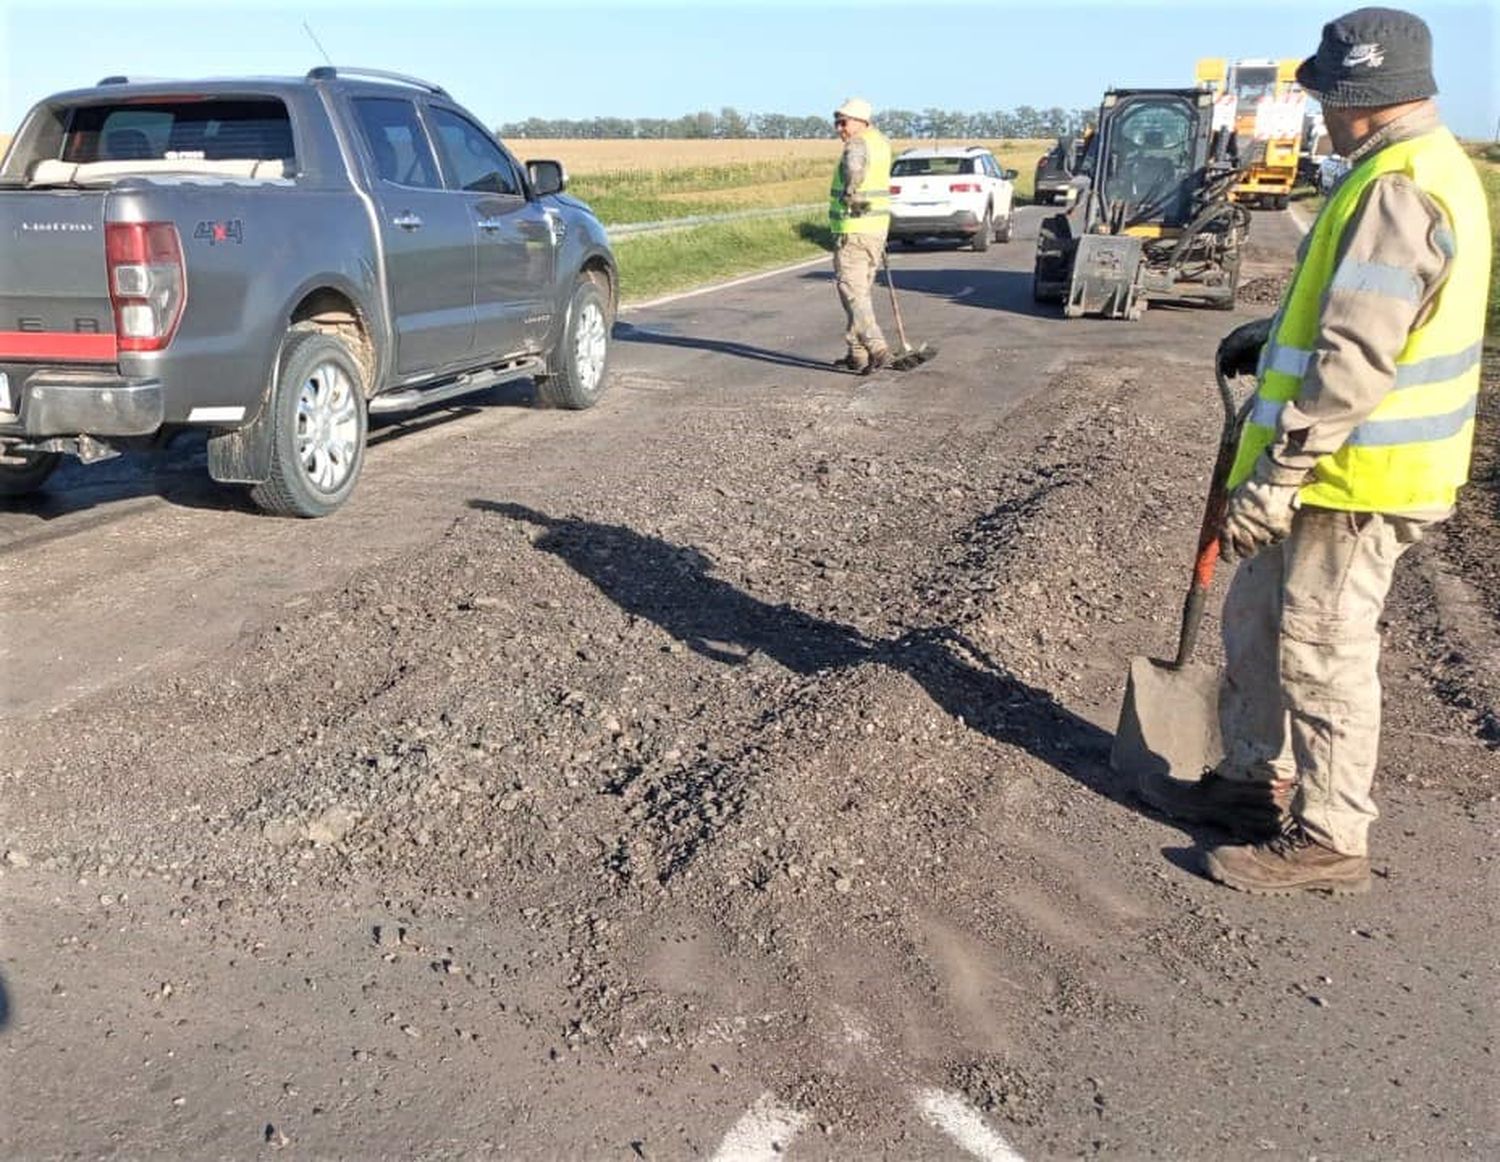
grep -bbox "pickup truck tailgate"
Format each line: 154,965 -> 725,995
0,190 -> 117,363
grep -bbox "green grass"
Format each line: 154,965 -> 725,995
1479,160 -> 1499,346
614,211 -> 830,302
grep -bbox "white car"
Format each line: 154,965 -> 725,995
887,146 -> 1017,250
1317,154 -> 1349,194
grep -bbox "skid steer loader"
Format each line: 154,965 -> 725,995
1033,87 -> 1250,320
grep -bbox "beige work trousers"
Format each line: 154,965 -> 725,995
832,232 -> 888,355
1218,507 -> 1420,856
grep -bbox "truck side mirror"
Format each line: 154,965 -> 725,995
526,159 -> 567,196
1002,168 -> 1018,181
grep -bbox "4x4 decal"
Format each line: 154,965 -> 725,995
193,219 -> 244,245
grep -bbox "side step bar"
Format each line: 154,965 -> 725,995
368,357 -> 545,416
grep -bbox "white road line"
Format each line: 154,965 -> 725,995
622,256 -> 829,312
711,1092 -> 810,1162
914,1088 -> 1027,1162
1287,204 -> 1312,237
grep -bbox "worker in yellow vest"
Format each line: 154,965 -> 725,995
828,97 -> 893,374
1153,8 -> 1491,894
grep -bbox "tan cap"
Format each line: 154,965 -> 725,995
834,96 -> 873,123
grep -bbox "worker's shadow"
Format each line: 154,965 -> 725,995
469,501 -> 1133,809
614,321 -> 842,374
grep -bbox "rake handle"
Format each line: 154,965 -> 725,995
882,248 -> 913,352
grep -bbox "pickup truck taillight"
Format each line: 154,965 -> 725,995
106,222 -> 186,352
948,182 -> 982,193
889,184 -> 902,194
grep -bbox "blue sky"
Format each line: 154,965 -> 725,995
2,0 -> 1495,138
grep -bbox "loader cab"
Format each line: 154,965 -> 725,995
1095,91 -> 1208,229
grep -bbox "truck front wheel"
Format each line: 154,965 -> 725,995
537,272 -> 612,410
249,330 -> 367,518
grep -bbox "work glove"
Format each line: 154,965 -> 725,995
1216,316 -> 1273,379
842,192 -> 871,217
1219,476 -> 1299,561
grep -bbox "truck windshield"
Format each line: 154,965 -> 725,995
60,99 -> 294,164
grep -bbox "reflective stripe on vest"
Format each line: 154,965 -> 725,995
1228,127 -> 1491,513
829,128 -> 892,235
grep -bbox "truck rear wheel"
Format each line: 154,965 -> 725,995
0,443 -> 61,498
248,330 -> 367,518
537,272 -> 612,410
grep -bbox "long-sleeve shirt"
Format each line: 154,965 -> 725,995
1257,102 -> 1456,519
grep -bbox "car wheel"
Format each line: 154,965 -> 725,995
972,206 -> 992,252
537,271 -> 612,410
996,213 -> 1013,244
0,443 -> 61,497
249,329 -> 367,518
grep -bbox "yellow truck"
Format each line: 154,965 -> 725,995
1196,57 -> 1307,209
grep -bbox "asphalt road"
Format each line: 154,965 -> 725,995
15,204 -> 1487,1162
0,206 -> 1297,719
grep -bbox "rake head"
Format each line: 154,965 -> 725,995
888,343 -> 938,371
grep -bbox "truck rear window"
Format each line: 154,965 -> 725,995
61,99 -> 294,163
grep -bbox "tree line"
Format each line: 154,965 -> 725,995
499,106 -> 1095,140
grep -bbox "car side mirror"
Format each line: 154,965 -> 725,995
527,159 -> 567,196
1002,168 -> 1018,181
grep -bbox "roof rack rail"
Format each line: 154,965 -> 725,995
304,66 -> 448,97
97,75 -> 131,86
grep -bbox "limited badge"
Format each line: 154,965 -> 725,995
0,371 -> 11,414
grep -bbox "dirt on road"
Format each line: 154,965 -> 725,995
2,212 -> 1496,1159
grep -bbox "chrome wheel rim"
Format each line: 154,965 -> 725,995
573,300 -> 608,391
295,358 -> 360,494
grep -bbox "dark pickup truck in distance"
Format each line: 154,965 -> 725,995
0,67 -> 617,516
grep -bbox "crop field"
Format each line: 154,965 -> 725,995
525,137 -> 1052,219
534,137 -> 1053,300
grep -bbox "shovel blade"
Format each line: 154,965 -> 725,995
1111,656 -> 1224,782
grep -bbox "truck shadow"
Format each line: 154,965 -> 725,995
467,499 -> 1216,840
613,321 -> 843,374
2,383 -> 538,523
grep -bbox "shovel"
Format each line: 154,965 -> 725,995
881,249 -> 938,371
1111,366 -> 1245,787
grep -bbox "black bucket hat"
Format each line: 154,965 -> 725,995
1296,7 -> 1438,107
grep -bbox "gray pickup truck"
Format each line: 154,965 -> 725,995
0,67 -> 616,516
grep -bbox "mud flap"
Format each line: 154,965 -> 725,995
206,382 -> 275,485
1065,235 -> 1145,320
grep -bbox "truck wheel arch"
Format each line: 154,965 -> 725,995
206,288 -> 374,487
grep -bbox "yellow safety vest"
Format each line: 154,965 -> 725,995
829,127 -> 892,236
1229,127 -> 1491,513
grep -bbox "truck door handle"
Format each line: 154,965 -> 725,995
477,217 -> 504,233
391,212 -> 423,231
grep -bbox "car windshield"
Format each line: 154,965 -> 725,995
891,157 -> 976,177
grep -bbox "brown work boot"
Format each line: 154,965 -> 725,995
832,350 -> 868,373
861,345 -> 892,375
1136,769 -> 1292,841
1204,823 -> 1371,896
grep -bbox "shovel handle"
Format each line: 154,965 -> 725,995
1174,371 -> 1244,669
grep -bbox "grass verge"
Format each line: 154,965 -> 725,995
614,211 -> 830,303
